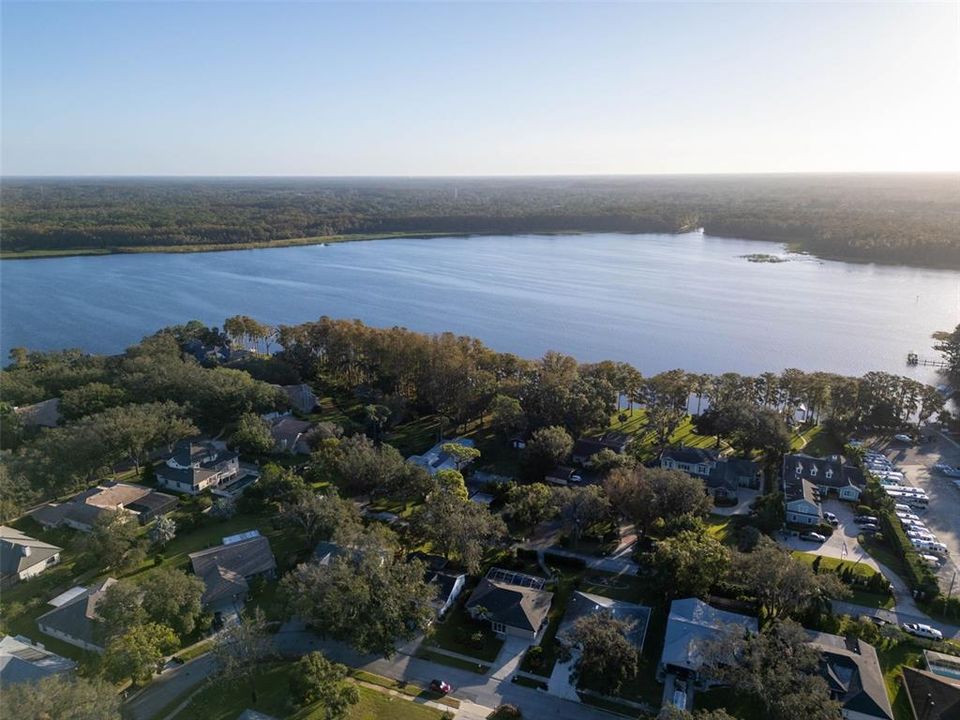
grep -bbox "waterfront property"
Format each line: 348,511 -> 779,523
0,526 -> 62,583
660,447 -> 761,499
783,453 -> 865,525
466,567 -> 553,641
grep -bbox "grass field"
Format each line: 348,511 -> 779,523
423,599 -> 504,662
173,662 -> 450,720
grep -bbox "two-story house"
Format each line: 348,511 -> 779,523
156,440 -> 241,495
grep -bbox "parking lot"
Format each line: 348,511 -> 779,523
876,429 -> 960,593
782,498 -> 879,571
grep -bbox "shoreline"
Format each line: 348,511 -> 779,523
0,230 -> 955,272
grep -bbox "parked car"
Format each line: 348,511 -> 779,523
800,531 -> 826,543
896,512 -> 920,522
824,511 -> 839,527
859,524 -> 880,534
854,515 -> 879,525
430,680 -> 452,695
919,554 -> 943,567
894,434 -> 914,443
901,623 -> 943,641
933,463 -> 960,478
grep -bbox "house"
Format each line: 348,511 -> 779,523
13,398 -> 62,428
426,570 -> 467,618
0,526 -> 62,583
265,414 -> 313,454
657,597 -> 758,687
36,578 -> 117,653
545,466 -> 578,486
783,453 -> 864,503
30,482 -> 177,532
314,540 -> 387,567
408,438 -> 476,477
0,635 -> 76,685
923,648 -> 960,683
188,532 -> 277,611
661,447 -> 761,499
465,567 -> 553,641
275,383 -> 318,415
557,591 -> 651,652
901,667 -> 960,720
572,432 -> 631,465
808,631 -> 894,720
784,475 -> 822,526
156,439 -> 250,495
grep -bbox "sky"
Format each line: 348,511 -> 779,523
2,1 -> 959,176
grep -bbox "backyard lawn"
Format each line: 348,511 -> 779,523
423,598 -> 504,662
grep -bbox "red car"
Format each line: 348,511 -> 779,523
430,679 -> 452,695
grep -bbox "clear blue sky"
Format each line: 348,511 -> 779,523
2,1 -> 958,175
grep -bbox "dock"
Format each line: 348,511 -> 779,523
907,352 -> 948,368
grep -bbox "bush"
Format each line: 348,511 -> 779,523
877,509 -> 940,599
542,550 -> 586,570
490,704 -> 523,720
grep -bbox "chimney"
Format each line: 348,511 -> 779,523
21,545 -> 32,557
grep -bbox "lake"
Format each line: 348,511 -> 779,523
1,232 -> 957,383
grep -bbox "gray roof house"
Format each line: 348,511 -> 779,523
156,440 -> 244,495
189,532 -> 277,610
277,384 -> 319,415
425,570 -> 467,618
408,438 -> 477,477
808,631 -> 894,720
466,568 -> 554,641
784,453 -> 864,503
657,598 -> 758,688
572,432 -> 631,465
0,635 -> 76,685
36,578 -> 117,653
660,447 -> 761,498
901,666 -> 960,720
30,482 -> 177,532
267,415 -> 313,454
13,398 -> 62,428
0,526 -> 62,583
557,591 -> 652,651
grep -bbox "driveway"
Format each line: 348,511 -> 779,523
781,498 -> 878,570
126,654 -> 217,720
711,488 -> 760,516
875,430 -> 960,593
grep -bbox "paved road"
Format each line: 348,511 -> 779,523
833,600 -> 960,641
126,654 -> 217,720
273,622 -> 624,720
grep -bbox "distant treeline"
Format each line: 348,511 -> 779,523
2,174 -> 959,267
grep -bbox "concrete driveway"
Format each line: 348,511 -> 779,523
875,431 -> 960,593
781,498 -> 878,571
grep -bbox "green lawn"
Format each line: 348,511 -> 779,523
173,663 -> 449,720
423,599 -> 503,662
607,409 -> 725,461
791,552 -> 895,609
415,648 -> 490,674
876,641 -> 924,720
705,514 -> 739,547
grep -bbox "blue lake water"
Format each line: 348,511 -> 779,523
1,232 -> 957,381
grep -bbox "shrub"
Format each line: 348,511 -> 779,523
490,704 -> 523,720
877,509 -> 940,599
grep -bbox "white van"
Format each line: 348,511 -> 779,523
919,554 -> 943,567
905,496 -> 929,509
894,503 -> 912,513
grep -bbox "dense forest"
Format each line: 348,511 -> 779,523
2,174 -> 958,267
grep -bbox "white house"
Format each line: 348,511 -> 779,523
0,526 -> 62,583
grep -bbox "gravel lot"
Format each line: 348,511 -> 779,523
876,430 -> 960,594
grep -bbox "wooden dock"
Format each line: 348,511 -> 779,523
907,352 -> 948,368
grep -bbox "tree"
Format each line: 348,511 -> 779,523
565,612 -> 638,693
408,492 -> 507,573
104,622 -> 179,684
441,442 -> 481,471
933,324 -> 960,377
282,551 -> 436,656
604,467 -> 712,537
502,482 -> 558,529
642,370 -> 692,447
86,511 -> 147,572
213,608 -> 275,704
434,468 -> 469,502
701,619 -> 841,720
6,675 -> 122,720
729,537 -> 848,619
526,425 -> 573,475
290,651 -> 360,716
149,515 -> 177,547
210,496 -> 237,519
281,488 -> 362,545
141,568 -> 206,637
231,412 -> 275,455
652,529 -> 730,599
95,582 -> 147,642
555,485 -> 611,544
658,708 -> 739,720
488,394 -> 527,439
60,382 -> 128,420
335,434 -> 405,495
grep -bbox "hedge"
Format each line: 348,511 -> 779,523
877,508 -> 940,599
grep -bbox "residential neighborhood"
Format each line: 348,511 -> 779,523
1,317 -> 959,720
